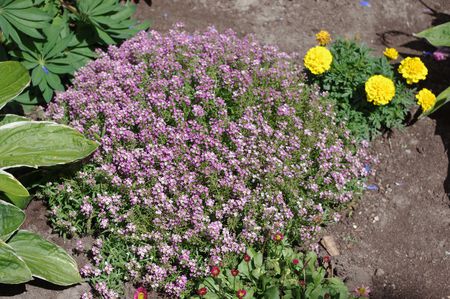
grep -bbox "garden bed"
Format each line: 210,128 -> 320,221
1,0 -> 449,298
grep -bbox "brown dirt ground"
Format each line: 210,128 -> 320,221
1,0 -> 449,298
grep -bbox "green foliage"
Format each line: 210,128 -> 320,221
0,61 -> 29,109
194,240 -> 351,299
0,62 -> 98,208
416,23 -> 450,117
0,199 -> 82,285
416,21 -> 450,47
308,39 -> 415,140
0,0 -> 149,105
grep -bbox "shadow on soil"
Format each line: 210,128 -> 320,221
0,279 -> 69,297
433,106 -> 450,200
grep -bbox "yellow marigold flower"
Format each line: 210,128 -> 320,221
398,57 -> 428,84
365,75 -> 396,106
416,88 -> 436,112
383,47 -> 398,60
316,30 -> 331,46
304,46 -> 333,75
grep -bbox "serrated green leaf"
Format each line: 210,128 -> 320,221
8,230 -> 82,286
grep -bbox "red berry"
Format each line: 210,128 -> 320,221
243,254 -> 251,262
292,259 -> 299,265
231,269 -> 239,276
299,280 -> 306,286
197,287 -> 208,296
236,289 -> 247,298
273,232 -> 284,242
323,256 -> 331,264
210,266 -> 220,277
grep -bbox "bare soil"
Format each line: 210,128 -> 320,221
1,0 -> 449,298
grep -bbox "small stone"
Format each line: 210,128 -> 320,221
320,235 -> 340,256
375,268 -> 385,276
405,149 -> 412,154
373,216 -> 379,223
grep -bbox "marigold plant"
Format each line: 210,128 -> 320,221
365,75 -> 396,105
398,57 -> 428,84
316,30 -> 331,46
383,47 -> 398,60
304,46 -> 333,75
416,88 -> 436,112
44,26 -> 369,298
306,39 -> 415,140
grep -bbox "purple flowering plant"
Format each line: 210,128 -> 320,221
43,25 -> 370,297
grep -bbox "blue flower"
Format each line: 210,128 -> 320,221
359,1 -> 370,7
41,65 -> 49,74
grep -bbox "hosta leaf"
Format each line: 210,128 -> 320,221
0,121 -> 98,169
0,170 -> 30,209
415,22 -> 450,47
8,230 -> 82,286
0,114 -> 30,126
0,200 -> 25,240
0,61 -> 30,110
0,240 -> 32,284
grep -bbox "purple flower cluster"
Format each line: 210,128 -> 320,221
46,25 -> 369,297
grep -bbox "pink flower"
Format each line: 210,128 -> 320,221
433,50 -> 448,61
134,287 -> 148,299
210,266 -> 220,277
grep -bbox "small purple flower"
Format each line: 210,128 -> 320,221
364,184 -> 379,191
359,1 -> 370,7
432,49 -> 448,61
41,65 -> 49,74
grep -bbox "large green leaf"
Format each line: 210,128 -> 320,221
0,200 -> 25,241
420,86 -> 450,117
0,61 -> 30,110
415,22 -> 450,47
8,230 -> 82,286
0,114 -> 30,126
0,170 -> 30,209
0,240 -> 32,284
0,121 -> 98,169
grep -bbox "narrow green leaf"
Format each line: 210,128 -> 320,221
0,200 -> 25,240
5,0 -> 34,9
0,240 -> 32,284
8,230 -> 82,286
0,121 -> 98,169
7,7 -> 52,22
0,61 -> 30,110
31,66 -> 45,86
